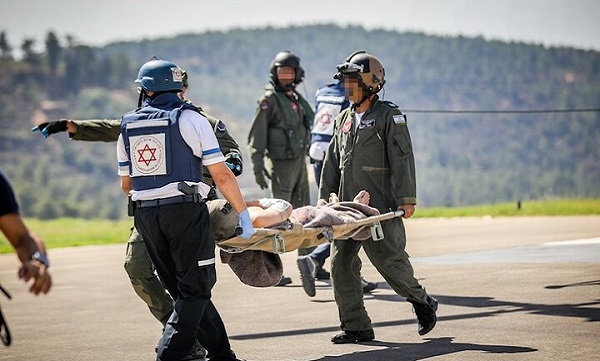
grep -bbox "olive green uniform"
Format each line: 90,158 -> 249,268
70,111 -> 241,325
248,84 -> 314,208
319,98 -> 430,332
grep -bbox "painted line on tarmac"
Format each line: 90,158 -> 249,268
413,237 -> 600,264
544,237 -> 600,246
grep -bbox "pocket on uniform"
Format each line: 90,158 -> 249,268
267,128 -> 289,159
393,132 -> 411,155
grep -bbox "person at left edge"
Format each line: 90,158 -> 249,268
0,168 -> 52,296
117,59 -> 251,361
0,168 -> 52,346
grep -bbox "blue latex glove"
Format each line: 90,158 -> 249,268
237,209 -> 255,239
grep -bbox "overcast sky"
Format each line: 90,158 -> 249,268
1,0 -> 598,52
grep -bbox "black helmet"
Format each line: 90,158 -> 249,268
269,50 -> 305,87
334,51 -> 385,94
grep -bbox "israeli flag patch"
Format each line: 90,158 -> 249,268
393,114 -> 406,124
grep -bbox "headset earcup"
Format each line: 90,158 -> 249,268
295,67 -> 305,84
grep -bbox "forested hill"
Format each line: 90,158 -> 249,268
0,24 -> 598,219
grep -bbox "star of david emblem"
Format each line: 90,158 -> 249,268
137,144 -> 157,166
318,113 -> 333,126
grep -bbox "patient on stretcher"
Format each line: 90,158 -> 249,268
209,190 -> 378,242
286,190 -> 379,240
208,191 -> 379,287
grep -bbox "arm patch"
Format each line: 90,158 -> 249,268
216,120 -> 227,132
393,114 -> 406,124
259,99 -> 269,110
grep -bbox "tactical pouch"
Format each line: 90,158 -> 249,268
127,197 -> 136,217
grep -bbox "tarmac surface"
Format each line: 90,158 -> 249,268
0,216 -> 599,361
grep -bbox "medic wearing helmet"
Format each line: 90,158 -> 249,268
33,66 -> 245,359
319,51 -> 438,344
117,59 -> 250,361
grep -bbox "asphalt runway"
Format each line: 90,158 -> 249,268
0,216 -> 598,361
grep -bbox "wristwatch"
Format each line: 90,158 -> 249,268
31,251 -> 50,268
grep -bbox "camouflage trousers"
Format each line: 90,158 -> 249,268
123,227 -> 173,326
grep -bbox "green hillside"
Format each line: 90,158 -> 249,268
0,25 -> 598,219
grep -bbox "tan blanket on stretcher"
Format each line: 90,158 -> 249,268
218,202 -> 387,254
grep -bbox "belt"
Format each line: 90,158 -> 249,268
136,194 -> 204,208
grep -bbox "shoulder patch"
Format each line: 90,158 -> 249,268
259,99 -> 269,110
216,120 -> 227,132
393,114 -> 407,124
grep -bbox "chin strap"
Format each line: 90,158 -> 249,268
137,90 -> 146,108
273,81 -> 295,92
352,94 -> 378,111
352,94 -> 371,109
349,76 -> 381,110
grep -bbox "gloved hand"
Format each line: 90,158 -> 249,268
224,152 -> 243,176
31,120 -> 68,138
237,209 -> 255,239
254,171 -> 268,190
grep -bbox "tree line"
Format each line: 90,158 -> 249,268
0,25 -> 598,219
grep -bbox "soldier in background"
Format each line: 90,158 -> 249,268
247,50 -> 316,286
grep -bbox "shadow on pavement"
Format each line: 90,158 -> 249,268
432,294 -> 600,323
231,291 -> 599,343
370,282 -> 600,323
545,279 -> 600,289
308,337 -> 536,361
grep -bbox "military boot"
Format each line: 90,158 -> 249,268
331,329 -> 375,344
408,296 -> 438,335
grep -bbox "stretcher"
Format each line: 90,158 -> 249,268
217,210 -> 404,254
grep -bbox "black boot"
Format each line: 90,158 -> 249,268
409,296 -> 438,336
361,277 -> 378,293
331,329 -> 375,344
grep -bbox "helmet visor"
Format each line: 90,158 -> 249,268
334,62 -> 364,79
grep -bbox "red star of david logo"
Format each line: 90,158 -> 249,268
137,144 -> 157,166
318,113 -> 333,126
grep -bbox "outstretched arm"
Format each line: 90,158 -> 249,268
32,119 -> 121,142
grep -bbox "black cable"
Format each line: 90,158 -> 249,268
404,108 -> 600,114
